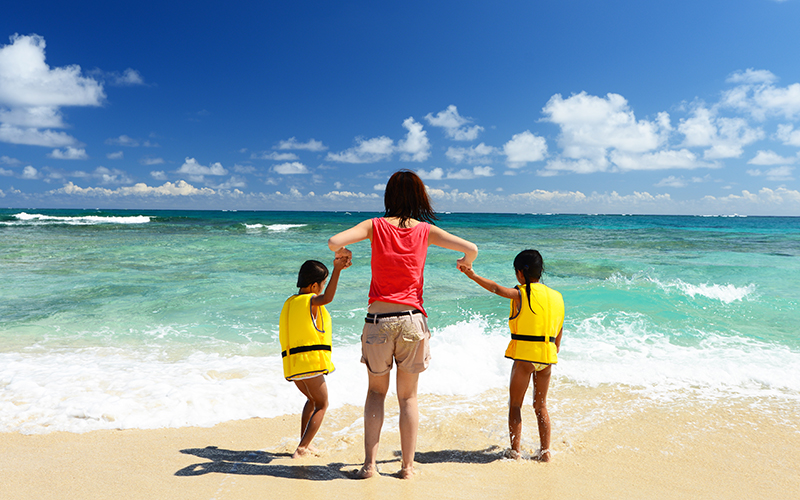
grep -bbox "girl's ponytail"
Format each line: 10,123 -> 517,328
514,250 -> 544,315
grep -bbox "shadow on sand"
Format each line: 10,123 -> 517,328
176,445 -> 506,480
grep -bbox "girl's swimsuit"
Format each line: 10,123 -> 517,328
279,293 -> 335,381
506,283 -> 564,365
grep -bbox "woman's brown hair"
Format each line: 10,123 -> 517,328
383,169 -> 438,227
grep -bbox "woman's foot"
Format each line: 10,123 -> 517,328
354,463 -> 378,479
503,448 -> 522,460
536,449 -> 551,462
398,465 -> 415,479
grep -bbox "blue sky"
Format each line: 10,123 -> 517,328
2,0 -> 800,214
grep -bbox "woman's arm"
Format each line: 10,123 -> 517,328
328,219 -> 372,259
428,225 -> 478,268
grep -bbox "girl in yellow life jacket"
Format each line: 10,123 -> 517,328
460,249 -> 564,462
279,256 -> 349,458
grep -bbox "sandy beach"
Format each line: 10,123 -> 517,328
3,386 -> 798,500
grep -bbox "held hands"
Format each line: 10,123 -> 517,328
456,257 -> 474,277
333,247 -> 353,270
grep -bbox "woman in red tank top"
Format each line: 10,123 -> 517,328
329,170 -> 478,479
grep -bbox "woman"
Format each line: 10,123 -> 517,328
328,170 -> 478,479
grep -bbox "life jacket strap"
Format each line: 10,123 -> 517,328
281,344 -> 332,358
510,334 -> 556,343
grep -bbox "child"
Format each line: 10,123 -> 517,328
459,249 -> 564,462
279,256 -> 349,458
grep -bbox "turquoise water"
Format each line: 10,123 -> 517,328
2,209 -> 799,433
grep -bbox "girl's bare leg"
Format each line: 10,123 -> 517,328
292,376 -> 328,458
396,369 -> 420,478
532,365 -> 552,461
357,371 -> 390,478
508,360 -> 534,457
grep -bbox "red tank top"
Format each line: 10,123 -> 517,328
369,217 -> 430,315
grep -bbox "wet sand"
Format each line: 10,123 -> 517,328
2,387 -> 798,500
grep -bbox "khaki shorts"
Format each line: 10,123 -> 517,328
361,311 -> 431,375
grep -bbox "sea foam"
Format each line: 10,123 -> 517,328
3,313 -> 798,434
244,223 -> 307,231
10,212 -> 150,225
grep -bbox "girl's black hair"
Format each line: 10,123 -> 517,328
297,260 -> 329,289
513,249 -> 544,314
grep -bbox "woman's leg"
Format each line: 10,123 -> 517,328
396,369 -> 420,478
532,365 -> 553,461
293,376 -> 329,458
358,370 -> 390,478
508,360 -> 535,457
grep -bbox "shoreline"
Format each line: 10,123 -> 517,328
3,389 -> 798,500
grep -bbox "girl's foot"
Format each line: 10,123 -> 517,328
536,449 -> 551,462
292,446 -> 320,459
503,448 -> 522,460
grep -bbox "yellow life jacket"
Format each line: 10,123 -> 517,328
506,283 -> 564,365
279,293 -> 334,381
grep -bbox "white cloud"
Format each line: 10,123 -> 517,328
276,137 -> 327,151
726,69 -> 778,85
21,165 -> 39,179
503,130 -> 547,168
446,166 -> 494,179
747,166 -> 794,181
721,70 -> 800,121
107,151 -> 124,160
0,34 -> 104,146
655,176 -> 688,188
233,164 -> 256,174
150,171 -> 167,181
373,183 -> 386,191
678,106 -> 763,159
748,150 -> 796,165
538,157 -> 606,175
106,135 -> 139,147
425,105 -> 483,141
0,34 -> 104,109
177,157 -> 228,176
89,166 -> 132,185
542,92 -> 669,164
327,136 -> 394,163
417,166 -> 493,180
396,117 -> 430,162
776,124 -> 800,146
322,190 -> 380,200
446,143 -> 496,164
417,168 -> 444,180
0,167 -> 13,176
327,118 -> 430,163
704,187 -> 800,208
272,162 -> 309,174
111,68 -> 144,86
140,157 -> 164,165
1,155 -> 21,165
0,123 -> 78,147
48,147 -> 88,160
210,176 -> 248,189
609,149 -> 715,171
251,151 -> 299,161
54,180 -> 215,197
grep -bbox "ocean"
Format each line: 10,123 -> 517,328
2,209 -> 799,435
